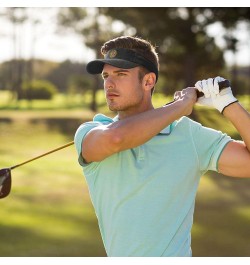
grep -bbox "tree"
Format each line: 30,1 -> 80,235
57,7 -> 126,111
100,8 -> 226,92
100,7 -> 250,95
21,79 -> 57,100
209,8 -> 250,92
3,8 -> 28,99
46,60 -> 88,93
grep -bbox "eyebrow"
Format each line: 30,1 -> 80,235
102,69 -> 130,76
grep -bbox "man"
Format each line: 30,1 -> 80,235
74,36 -> 250,256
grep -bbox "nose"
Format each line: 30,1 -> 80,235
104,76 -> 115,90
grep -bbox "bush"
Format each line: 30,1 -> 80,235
21,80 -> 58,100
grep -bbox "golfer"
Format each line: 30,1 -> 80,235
74,36 -> 250,256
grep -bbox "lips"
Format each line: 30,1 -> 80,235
106,92 -> 119,99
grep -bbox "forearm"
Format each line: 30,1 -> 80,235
107,100 -> 188,151
195,76 -> 250,177
223,102 -> 250,151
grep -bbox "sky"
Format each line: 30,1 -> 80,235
0,8 -> 96,64
0,5 -> 249,67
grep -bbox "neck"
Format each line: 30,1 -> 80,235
118,100 -> 154,120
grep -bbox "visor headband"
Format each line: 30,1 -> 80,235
105,48 -> 158,81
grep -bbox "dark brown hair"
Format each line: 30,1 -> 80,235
101,36 -> 159,94
101,36 -> 159,70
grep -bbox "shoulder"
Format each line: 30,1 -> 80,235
75,114 -> 114,135
171,116 -> 200,133
172,116 -> 230,141
74,113 -> 114,154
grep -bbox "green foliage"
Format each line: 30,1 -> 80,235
46,60 -> 89,93
100,7 -> 225,87
21,79 -> 58,100
0,90 -> 107,111
32,59 -> 60,79
100,7 -> 250,91
68,74 -> 94,94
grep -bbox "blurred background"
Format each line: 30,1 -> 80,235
0,7 -> 250,257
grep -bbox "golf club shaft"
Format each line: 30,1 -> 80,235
10,141 -> 74,170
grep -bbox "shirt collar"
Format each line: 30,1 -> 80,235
158,126 -> 171,135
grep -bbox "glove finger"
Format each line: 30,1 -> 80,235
213,76 -> 221,94
215,76 -> 225,83
201,79 -> 210,98
207,78 -> 217,98
195,80 -> 202,91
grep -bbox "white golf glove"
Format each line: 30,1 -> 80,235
195,76 -> 238,113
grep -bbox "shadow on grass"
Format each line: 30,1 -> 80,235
0,193 -> 106,257
0,223 -> 106,257
0,118 -> 12,124
192,171 -> 250,257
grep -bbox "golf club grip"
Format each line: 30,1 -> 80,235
196,79 -> 230,98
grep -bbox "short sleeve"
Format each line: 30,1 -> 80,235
190,120 -> 232,173
74,121 -> 101,167
74,114 -> 115,167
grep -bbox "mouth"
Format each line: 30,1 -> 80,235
106,93 -> 119,100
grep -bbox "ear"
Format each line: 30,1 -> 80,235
143,72 -> 156,92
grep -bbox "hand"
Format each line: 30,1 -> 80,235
195,76 -> 238,113
174,87 -> 197,116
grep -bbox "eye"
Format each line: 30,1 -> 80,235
102,74 -> 108,79
117,72 -> 126,76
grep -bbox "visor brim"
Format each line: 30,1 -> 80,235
86,59 -> 139,74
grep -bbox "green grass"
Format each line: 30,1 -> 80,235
0,111 -> 106,257
191,98 -> 250,256
192,172 -> 250,256
0,92 -> 249,257
0,90 -> 109,111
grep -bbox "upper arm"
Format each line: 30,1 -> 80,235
82,125 -> 120,163
218,140 -> 250,178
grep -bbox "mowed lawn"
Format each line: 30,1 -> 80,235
192,105 -> 250,256
0,110 -> 106,257
0,94 -> 250,257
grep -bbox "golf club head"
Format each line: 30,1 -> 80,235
0,168 -> 12,199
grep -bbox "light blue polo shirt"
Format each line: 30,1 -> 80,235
74,113 -> 232,257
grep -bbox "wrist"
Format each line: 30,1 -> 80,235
214,87 -> 238,113
172,98 -> 194,117
222,101 -> 240,117
217,97 -> 238,113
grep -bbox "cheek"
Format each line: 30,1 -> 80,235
124,86 -> 144,105
121,83 -> 137,95
132,81 -> 144,97
125,77 -> 143,94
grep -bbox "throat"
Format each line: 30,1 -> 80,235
118,102 -> 154,120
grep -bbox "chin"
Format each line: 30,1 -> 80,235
109,106 -> 120,111
107,103 -> 117,111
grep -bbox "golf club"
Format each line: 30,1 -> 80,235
0,79 -> 231,199
196,79 -> 230,98
164,79 -> 230,106
0,141 -> 74,199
